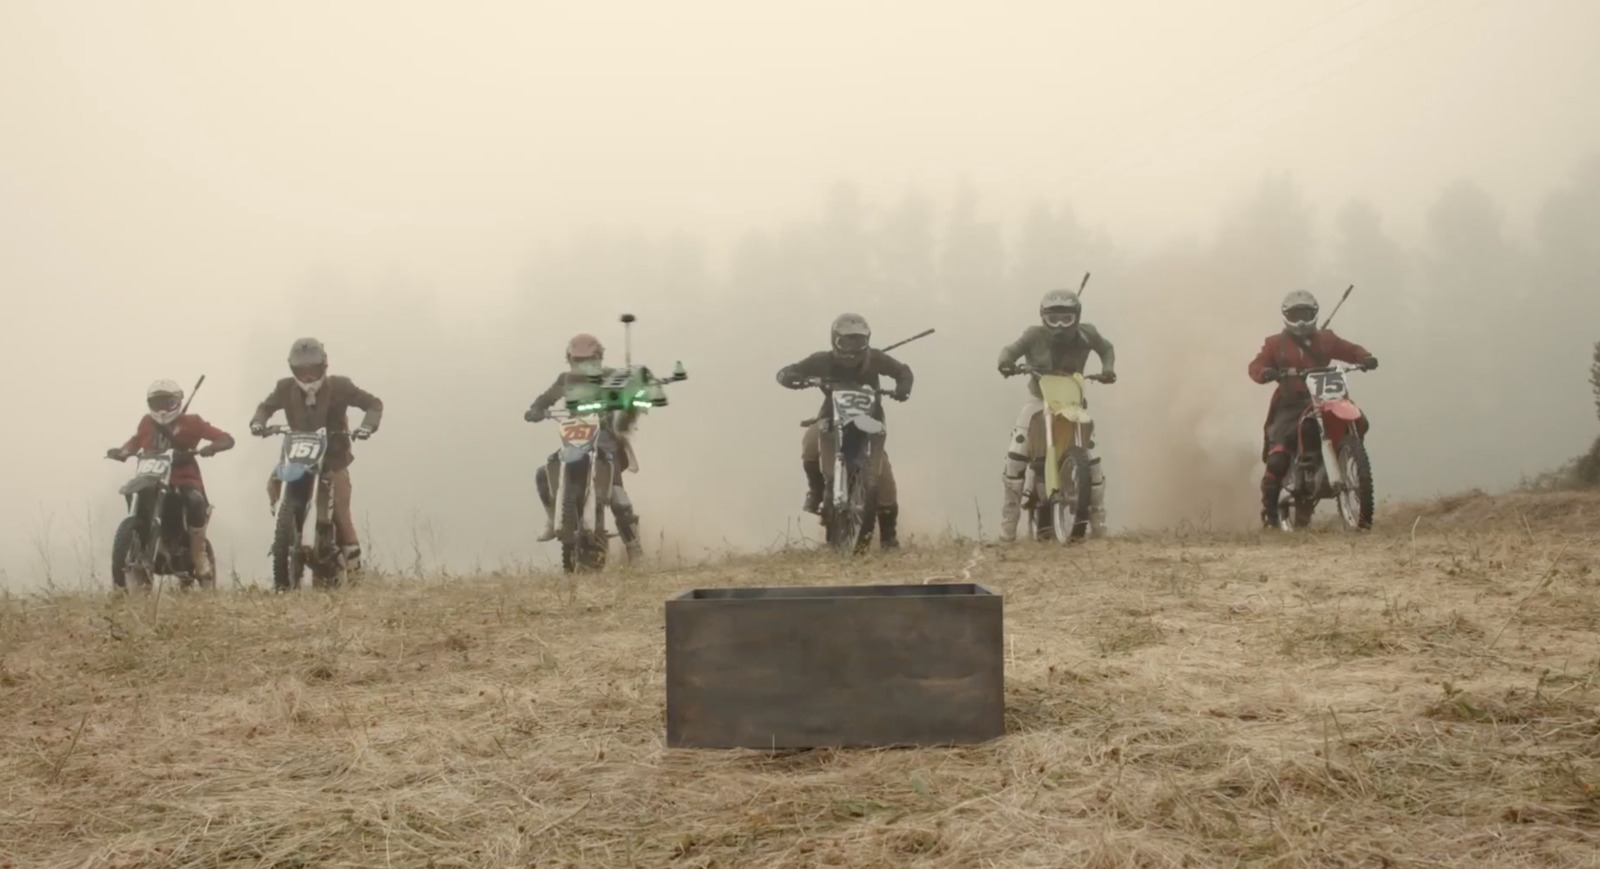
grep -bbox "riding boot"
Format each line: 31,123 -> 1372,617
341,544 -> 364,573
802,460 -> 825,514
189,527 -> 214,581
1088,457 -> 1108,538
878,505 -> 900,549
1261,477 -> 1283,529
615,506 -> 644,561
536,463 -> 558,542
1000,476 -> 1023,542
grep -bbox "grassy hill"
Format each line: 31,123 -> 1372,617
3,491 -> 1598,868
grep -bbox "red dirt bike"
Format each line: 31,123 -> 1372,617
1272,360 -> 1375,531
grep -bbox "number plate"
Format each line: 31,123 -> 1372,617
1308,370 -> 1348,401
136,456 -> 171,477
832,389 -> 875,418
560,418 -> 599,444
285,436 -> 325,463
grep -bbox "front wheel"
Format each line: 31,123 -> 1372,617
272,499 -> 304,591
560,460 -> 605,573
825,462 -> 874,555
1051,448 -> 1094,544
1335,436 -> 1375,531
111,516 -> 152,590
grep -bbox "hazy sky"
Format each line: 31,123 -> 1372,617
2,0 -> 1597,587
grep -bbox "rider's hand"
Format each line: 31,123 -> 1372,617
352,426 -> 373,441
998,363 -> 1017,378
1099,370 -> 1117,385
249,421 -> 266,437
524,407 -> 546,423
197,444 -> 217,458
1360,356 -> 1379,371
891,386 -> 911,402
105,447 -> 127,461
1258,368 -> 1281,383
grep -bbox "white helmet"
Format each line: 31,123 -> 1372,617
1281,290 -> 1319,336
146,379 -> 184,426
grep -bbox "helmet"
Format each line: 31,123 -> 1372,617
565,333 -> 605,365
1281,290 -> 1319,336
146,379 -> 184,426
288,337 -> 328,395
1039,289 -> 1082,333
830,313 -> 871,363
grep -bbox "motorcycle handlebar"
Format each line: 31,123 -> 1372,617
1005,363 -> 1111,382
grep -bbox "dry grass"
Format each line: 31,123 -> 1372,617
3,492 -> 1600,868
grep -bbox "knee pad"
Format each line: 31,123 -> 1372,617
1003,426 -> 1029,480
610,486 -> 633,511
183,488 -> 211,527
1264,449 -> 1291,480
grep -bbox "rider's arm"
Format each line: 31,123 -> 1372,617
192,416 -> 235,454
874,350 -> 914,395
776,352 -> 831,388
338,377 -> 384,432
997,328 -> 1037,367
120,417 -> 152,456
1248,337 -> 1280,384
529,375 -> 567,416
1081,324 -> 1116,375
249,380 -> 288,429
1320,330 -> 1373,366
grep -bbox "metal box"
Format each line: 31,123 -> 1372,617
664,582 -> 1005,749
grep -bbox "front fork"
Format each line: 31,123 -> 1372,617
1315,413 -> 1346,494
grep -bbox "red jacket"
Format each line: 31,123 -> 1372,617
1248,329 -> 1372,408
120,414 -> 231,492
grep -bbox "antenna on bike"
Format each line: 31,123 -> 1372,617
1320,285 -> 1355,330
620,313 -> 636,368
179,374 -> 206,417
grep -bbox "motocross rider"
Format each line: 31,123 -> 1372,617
249,338 -> 384,572
1248,290 -> 1378,528
776,313 -> 913,550
107,379 -> 236,583
523,333 -> 644,561
996,289 -> 1116,543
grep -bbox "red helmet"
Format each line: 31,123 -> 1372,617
565,333 -> 604,364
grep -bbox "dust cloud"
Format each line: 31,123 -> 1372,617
2,1 -> 1598,588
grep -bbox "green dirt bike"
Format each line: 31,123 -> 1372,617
1008,363 -> 1110,544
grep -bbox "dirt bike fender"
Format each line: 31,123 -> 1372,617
275,462 -> 310,483
1324,399 -> 1364,422
846,415 -> 884,436
1052,405 -> 1091,424
559,443 -> 594,464
119,475 -> 163,497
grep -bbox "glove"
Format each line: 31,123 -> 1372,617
249,421 -> 266,437
1099,370 -> 1117,385
352,427 -> 373,441
524,407 -> 546,423
105,447 -> 127,461
1258,368 -> 1281,383
998,363 -> 1017,377
198,445 -> 217,458
891,386 -> 911,402
1360,356 -> 1379,371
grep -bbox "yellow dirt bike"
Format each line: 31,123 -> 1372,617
1011,363 -> 1109,543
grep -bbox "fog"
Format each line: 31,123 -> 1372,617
3,1 -> 1599,588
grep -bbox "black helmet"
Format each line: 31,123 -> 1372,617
830,313 -> 871,363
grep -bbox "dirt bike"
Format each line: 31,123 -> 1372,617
1007,363 -> 1109,544
108,446 -> 216,591
1271,360 -> 1375,531
796,376 -> 894,554
259,425 -> 354,591
534,405 -> 638,573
